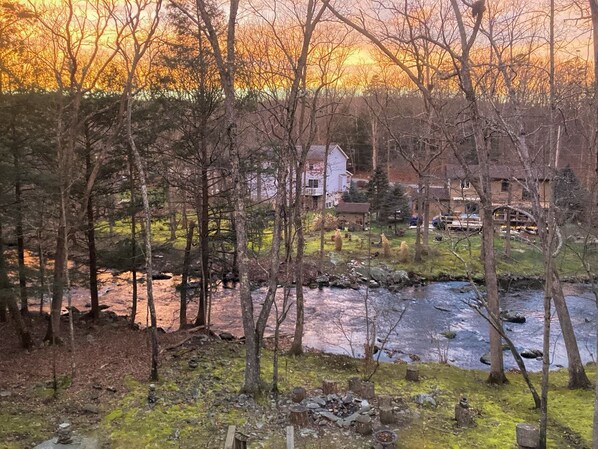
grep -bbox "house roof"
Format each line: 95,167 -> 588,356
336,202 -> 370,214
445,164 -> 552,180
306,144 -> 348,161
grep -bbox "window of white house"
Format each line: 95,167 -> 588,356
308,179 -> 319,188
309,163 -> 315,170
460,179 -> 471,189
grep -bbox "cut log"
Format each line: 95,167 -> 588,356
379,406 -> 395,425
348,377 -> 362,394
378,395 -> 392,407
291,387 -> 306,403
516,423 -> 539,448
322,380 -> 338,395
289,405 -> 309,428
354,414 -> 372,435
233,432 -> 247,449
405,366 -> 419,382
361,381 -> 375,399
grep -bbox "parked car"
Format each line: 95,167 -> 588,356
447,213 -> 483,231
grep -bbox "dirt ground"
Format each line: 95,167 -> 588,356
0,312 -> 180,448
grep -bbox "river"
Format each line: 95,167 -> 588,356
34,271 -> 597,371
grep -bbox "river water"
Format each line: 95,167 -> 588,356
39,271 -> 597,371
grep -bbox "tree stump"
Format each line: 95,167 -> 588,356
405,366 -> 419,382
355,414 -> 372,435
291,387 -> 306,403
289,405 -> 309,428
379,406 -> 395,425
516,423 -> 539,448
233,432 -> 248,449
378,395 -> 392,407
361,381 -> 375,399
348,377 -> 362,394
454,398 -> 474,428
322,380 -> 338,395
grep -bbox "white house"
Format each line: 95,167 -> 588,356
250,144 -> 352,209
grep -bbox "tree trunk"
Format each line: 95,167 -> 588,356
180,221 -> 195,329
86,146 -> 100,320
319,143 -> 331,269
14,151 -> 28,316
0,222 -> 32,349
128,99 -> 159,381
481,204 -> 507,384
167,185 -> 177,241
552,271 -> 591,389
290,159 -> 306,356
45,219 -> 66,343
129,153 -> 138,328
414,180 -> 424,262
195,161 -> 209,327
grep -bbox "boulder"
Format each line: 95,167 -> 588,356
414,393 -> 436,408
500,310 -> 526,324
520,349 -> 543,359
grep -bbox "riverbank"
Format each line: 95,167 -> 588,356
0,315 -> 593,448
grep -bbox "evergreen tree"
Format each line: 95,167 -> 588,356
379,184 -> 410,224
342,181 -> 368,203
366,166 -> 389,219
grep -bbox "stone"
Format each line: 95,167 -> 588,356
56,423 -> 73,444
454,397 -> 474,428
500,310 -> 526,324
81,404 -> 99,414
219,332 -> 235,341
520,349 -> 543,359
516,423 -> 539,448
441,331 -> 456,339
479,352 -> 491,365
0,390 -> 11,398
188,358 -> 199,369
414,394 -> 436,408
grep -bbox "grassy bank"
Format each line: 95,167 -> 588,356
100,341 -> 593,449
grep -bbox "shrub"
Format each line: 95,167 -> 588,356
334,229 -> 343,252
381,233 -> 391,258
398,241 -> 410,263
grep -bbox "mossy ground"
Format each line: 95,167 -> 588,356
99,341 -> 594,449
97,215 -> 598,280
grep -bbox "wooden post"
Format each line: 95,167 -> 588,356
322,380 -> 338,395
224,426 -> 236,449
286,426 -> 294,449
289,405 -> 309,428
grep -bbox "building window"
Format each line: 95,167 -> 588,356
501,179 -> 509,192
460,179 -> 471,189
522,188 -> 531,200
309,163 -> 315,170
307,179 -> 319,188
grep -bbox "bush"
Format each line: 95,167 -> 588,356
312,213 -> 339,232
398,241 -> 410,263
381,233 -> 391,258
334,229 -> 343,252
